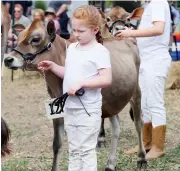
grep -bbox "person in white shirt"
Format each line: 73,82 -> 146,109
38,5 -> 112,171
10,4 -> 31,27
170,4 -> 180,26
116,0 -> 171,160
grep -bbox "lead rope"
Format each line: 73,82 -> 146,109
42,70 -> 67,116
76,96 -> 90,116
43,71 -> 90,116
42,70 -> 52,100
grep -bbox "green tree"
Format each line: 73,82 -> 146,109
112,1 -> 141,13
34,1 -> 47,11
106,1 -> 113,8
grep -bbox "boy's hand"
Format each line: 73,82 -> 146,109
37,61 -> 53,71
116,27 -> 133,39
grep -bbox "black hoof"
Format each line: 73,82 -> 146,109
129,107 -> 134,121
105,167 -> 116,171
137,159 -> 148,170
146,149 -> 150,153
97,141 -> 106,148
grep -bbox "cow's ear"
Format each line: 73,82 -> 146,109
20,19 -> 41,44
28,19 -> 41,33
47,20 -> 56,41
98,9 -> 105,19
127,7 -> 144,20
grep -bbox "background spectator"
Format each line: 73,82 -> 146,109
48,0 -> 71,39
2,0 -> 32,17
170,4 -> 180,29
32,8 -> 45,22
7,4 -> 31,49
45,7 -> 61,35
7,24 -> 25,48
10,4 -> 31,27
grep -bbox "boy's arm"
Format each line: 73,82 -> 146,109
81,68 -> 112,89
130,21 -> 165,37
50,62 -> 65,79
117,21 -> 165,38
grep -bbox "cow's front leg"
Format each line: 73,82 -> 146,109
52,118 -> 64,171
105,115 -> 120,171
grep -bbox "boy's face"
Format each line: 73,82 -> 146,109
72,18 -> 99,45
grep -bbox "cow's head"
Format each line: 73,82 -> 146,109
106,7 -> 144,36
4,19 -> 56,70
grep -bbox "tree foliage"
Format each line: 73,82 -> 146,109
112,1 -> 141,13
34,1 -> 47,11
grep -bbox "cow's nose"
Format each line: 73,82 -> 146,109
4,57 -> 14,67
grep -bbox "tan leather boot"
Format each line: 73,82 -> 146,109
124,122 -> 152,155
146,125 -> 166,160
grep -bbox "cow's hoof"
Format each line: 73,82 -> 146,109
137,159 -> 147,169
105,166 -> 116,171
129,107 -> 134,121
97,141 -> 106,148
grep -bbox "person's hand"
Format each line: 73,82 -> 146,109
68,82 -> 83,96
173,25 -> 176,30
37,60 -> 53,71
7,40 -> 12,47
12,34 -> 18,40
7,40 -> 17,47
56,16 -> 60,20
116,27 -> 133,39
55,14 -> 60,20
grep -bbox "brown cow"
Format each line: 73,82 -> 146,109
1,3 -> 11,158
106,7 -> 144,36
1,3 -> 10,64
4,9 -> 147,171
1,117 -> 11,157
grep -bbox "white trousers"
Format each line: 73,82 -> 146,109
64,108 -> 101,171
139,57 -> 171,128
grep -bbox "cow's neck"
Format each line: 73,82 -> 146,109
101,26 -> 113,40
44,36 -> 67,98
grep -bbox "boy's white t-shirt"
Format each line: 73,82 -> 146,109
136,0 -> 171,60
63,42 -> 111,109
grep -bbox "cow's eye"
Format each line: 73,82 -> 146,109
31,37 -> 41,43
106,17 -> 111,22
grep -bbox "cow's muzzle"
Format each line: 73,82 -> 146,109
4,57 -> 18,70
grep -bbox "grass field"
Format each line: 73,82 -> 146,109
2,73 -> 180,171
